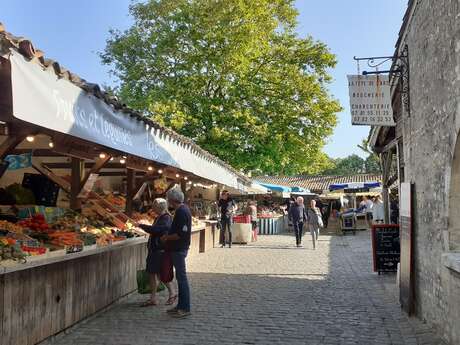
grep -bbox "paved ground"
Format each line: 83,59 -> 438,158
48,231 -> 446,345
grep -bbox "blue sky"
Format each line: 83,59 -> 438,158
1,0 -> 407,158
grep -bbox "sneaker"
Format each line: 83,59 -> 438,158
171,309 -> 191,318
167,307 -> 178,314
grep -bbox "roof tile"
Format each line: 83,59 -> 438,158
255,174 -> 383,193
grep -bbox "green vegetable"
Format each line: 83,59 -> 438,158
5,184 -> 35,205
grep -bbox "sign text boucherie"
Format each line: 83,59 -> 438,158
347,75 -> 395,126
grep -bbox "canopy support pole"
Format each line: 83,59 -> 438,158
33,163 -> 71,193
0,132 -> 27,159
79,155 -> 111,194
380,151 -> 393,223
126,168 -> 135,216
70,158 -> 83,210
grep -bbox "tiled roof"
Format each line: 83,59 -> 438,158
254,174 -> 382,193
0,23 -> 249,183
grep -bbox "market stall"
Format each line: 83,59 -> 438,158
257,214 -> 285,235
251,181 -> 292,234
0,27 -> 249,345
327,182 -> 382,235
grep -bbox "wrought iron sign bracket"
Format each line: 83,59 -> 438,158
353,45 -> 410,115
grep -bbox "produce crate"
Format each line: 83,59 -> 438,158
21,246 -> 47,255
233,215 -> 251,223
17,206 -> 66,223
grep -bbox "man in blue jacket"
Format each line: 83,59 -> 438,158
161,187 -> 192,318
288,196 -> 307,247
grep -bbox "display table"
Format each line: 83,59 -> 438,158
0,224 -> 212,345
204,220 -> 220,248
231,223 -> 252,244
0,237 -> 148,345
258,215 -> 285,235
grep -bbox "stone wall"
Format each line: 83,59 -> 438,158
399,0 -> 460,344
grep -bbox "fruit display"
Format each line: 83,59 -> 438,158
0,238 -> 27,262
104,194 -> 126,209
48,232 -> 83,247
18,214 -> 50,232
0,220 -> 24,234
132,212 -> 155,224
79,232 -> 97,246
0,202 -> 150,264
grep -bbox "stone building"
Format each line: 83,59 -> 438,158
370,1 -> 460,344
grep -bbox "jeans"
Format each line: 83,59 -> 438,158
171,250 -> 190,312
309,225 -> 320,248
293,221 -> 303,245
220,217 -> 232,246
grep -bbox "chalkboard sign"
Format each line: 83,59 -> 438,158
371,224 -> 400,273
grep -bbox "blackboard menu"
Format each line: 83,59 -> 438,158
371,225 -> 400,273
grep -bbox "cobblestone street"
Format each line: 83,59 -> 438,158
49,232 -> 445,345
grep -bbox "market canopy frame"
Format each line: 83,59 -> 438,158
0,28 -> 250,191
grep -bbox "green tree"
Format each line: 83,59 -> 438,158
101,0 -> 341,175
358,138 -> 381,174
319,139 -> 382,176
322,154 -> 366,176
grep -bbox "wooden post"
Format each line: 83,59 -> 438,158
70,158 -> 83,210
0,133 -> 26,159
126,168 -> 135,216
380,151 -> 392,224
180,180 -> 187,194
383,186 -> 390,223
79,155 -> 111,192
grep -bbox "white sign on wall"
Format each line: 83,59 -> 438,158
348,74 -> 395,126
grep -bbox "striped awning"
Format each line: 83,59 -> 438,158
329,181 -> 381,191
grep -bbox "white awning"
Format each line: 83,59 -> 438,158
7,51 -> 243,189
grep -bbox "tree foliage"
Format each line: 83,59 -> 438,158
101,0 -> 341,175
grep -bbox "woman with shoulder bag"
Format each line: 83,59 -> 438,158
138,198 -> 177,307
306,199 -> 323,250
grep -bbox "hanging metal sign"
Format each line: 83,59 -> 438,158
348,75 -> 395,126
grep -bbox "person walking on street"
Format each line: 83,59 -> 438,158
137,198 -> 177,307
218,190 -> 237,248
288,196 -> 307,247
306,199 -> 322,250
161,188 -> 192,318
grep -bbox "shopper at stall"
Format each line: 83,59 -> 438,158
161,188 -> 192,318
372,195 -> 385,224
218,190 -> 237,248
245,200 -> 258,234
138,198 -> 177,307
363,195 -> 374,228
306,199 -> 323,250
288,196 -> 307,247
